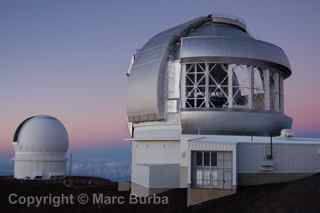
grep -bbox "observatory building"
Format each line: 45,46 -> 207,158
13,115 -> 69,180
126,15 -> 320,204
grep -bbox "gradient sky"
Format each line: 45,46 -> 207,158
1,0 -> 320,155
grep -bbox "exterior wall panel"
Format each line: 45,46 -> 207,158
134,141 -> 180,165
238,143 -> 320,173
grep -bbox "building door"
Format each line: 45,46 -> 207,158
191,151 -> 233,189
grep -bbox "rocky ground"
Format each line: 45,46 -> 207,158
1,174 -> 320,213
189,174 -> 320,213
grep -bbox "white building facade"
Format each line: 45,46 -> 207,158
126,15 -> 320,204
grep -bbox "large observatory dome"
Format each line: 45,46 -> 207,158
127,15 -> 292,136
13,115 -> 69,152
127,15 -> 320,201
13,115 -> 69,179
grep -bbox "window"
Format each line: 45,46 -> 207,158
183,62 -> 283,112
196,152 -> 202,166
208,64 -> 228,108
195,151 -> 217,167
193,151 -> 233,189
210,170 -> 218,186
232,65 -> 250,108
196,170 -> 218,186
253,67 -> 265,111
203,170 -> 211,185
196,170 -> 203,185
185,63 -> 206,108
270,71 -> 280,111
210,152 -> 217,166
204,152 -> 210,166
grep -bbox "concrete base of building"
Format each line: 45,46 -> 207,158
187,186 -> 236,206
180,166 -> 188,187
239,172 -> 314,186
131,182 -> 171,197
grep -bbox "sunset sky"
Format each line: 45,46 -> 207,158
1,0 -> 320,158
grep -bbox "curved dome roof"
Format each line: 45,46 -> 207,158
187,22 -> 249,37
127,15 -> 292,123
13,115 -> 69,153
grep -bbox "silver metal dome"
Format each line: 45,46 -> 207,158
13,115 -> 69,152
127,15 -> 292,136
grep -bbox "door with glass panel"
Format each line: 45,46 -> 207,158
191,151 -> 232,189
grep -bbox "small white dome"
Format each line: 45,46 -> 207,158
14,115 -> 69,153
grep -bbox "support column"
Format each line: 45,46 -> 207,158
274,72 -> 280,112
228,64 -> 234,108
264,69 -> 270,111
232,145 -> 237,186
280,75 -> 284,112
248,65 -> 254,109
205,63 -> 210,108
181,64 -> 186,109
